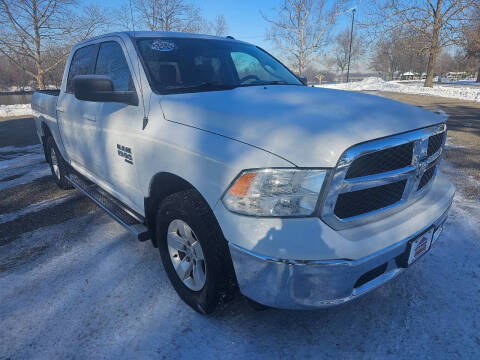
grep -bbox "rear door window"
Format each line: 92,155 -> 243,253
94,41 -> 135,91
66,44 -> 97,93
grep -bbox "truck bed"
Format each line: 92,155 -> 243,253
31,89 -> 60,119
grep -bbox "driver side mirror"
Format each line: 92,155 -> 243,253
73,75 -> 139,106
298,75 -> 308,85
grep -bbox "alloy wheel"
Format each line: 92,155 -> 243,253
167,219 -> 207,291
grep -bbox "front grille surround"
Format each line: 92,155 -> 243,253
321,124 -> 446,229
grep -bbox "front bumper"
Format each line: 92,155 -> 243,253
229,206 -> 450,309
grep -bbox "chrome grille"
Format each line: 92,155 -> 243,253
334,180 -> 407,219
321,124 -> 446,229
427,133 -> 444,157
418,161 -> 437,190
345,142 -> 413,179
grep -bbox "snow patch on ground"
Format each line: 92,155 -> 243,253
444,137 -> 465,150
0,163 -> 50,191
0,193 -> 81,224
394,79 -> 480,88
317,77 -> 480,102
0,144 -> 43,155
0,144 -> 49,190
0,104 -> 32,118
0,151 -> 45,171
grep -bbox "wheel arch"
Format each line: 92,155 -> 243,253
145,172 -> 218,247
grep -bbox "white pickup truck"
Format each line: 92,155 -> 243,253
32,31 -> 455,314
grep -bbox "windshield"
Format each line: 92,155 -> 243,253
135,38 -> 303,94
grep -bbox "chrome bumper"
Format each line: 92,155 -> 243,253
229,206 -> 450,309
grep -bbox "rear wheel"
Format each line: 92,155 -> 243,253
156,189 -> 237,314
46,136 -> 73,190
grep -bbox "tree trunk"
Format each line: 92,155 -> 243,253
424,0 -> 442,88
477,67 -> 480,82
36,72 -> 45,90
33,0 -> 45,90
424,48 -> 439,87
298,49 -> 305,76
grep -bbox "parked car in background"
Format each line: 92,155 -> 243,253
32,32 -> 454,313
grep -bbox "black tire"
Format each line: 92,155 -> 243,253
156,189 -> 237,314
45,136 -> 73,190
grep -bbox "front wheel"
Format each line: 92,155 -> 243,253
156,189 -> 237,314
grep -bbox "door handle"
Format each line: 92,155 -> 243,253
83,114 -> 96,122
56,107 -> 65,113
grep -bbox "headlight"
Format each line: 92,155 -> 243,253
222,168 -> 328,217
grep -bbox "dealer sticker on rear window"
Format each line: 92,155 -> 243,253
150,40 -> 176,51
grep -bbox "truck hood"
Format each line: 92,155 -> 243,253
160,85 -> 444,167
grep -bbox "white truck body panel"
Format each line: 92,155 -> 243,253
160,85 -> 444,167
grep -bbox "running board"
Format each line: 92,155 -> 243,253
65,173 -> 151,242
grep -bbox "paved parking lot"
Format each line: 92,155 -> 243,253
1,97 -> 479,359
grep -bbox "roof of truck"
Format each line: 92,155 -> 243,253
77,31 -> 247,46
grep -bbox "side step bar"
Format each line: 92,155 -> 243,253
65,173 -> 151,241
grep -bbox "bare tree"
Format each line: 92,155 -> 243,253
0,0 -> 107,89
462,4 -> 480,81
133,0 -> 206,33
111,4 -> 137,31
42,44 -> 71,88
116,2 -> 227,37
0,56 -> 30,90
262,0 -> 347,76
0,56 -> 15,90
302,64 -> 334,84
368,0 -> 478,87
369,27 -> 429,80
369,31 -> 403,80
434,50 -> 455,76
331,27 -> 364,81
209,14 -> 228,37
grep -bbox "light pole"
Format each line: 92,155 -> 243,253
346,8 -> 356,83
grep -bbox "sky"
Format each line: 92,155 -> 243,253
196,0 -> 363,49
102,0 -> 366,70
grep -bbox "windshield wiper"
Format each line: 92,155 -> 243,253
166,82 -> 236,92
263,80 -> 289,85
238,80 -> 294,87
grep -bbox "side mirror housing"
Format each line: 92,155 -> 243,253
298,75 -> 308,85
73,75 -> 138,106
